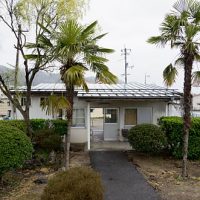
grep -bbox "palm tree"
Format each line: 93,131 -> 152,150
40,94 -> 70,116
148,0 -> 200,178
53,20 -> 117,169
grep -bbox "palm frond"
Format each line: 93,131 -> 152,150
37,22 -> 51,34
95,47 -> 114,54
37,34 -> 53,48
82,21 -> 97,36
40,94 -> 70,115
147,36 -> 168,47
25,54 -> 43,60
175,57 -> 185,68
163,64 -> 178,87
194,54 -> 200,62
192,71 -> 200,85
61,65 -> 88,91
25,43 -> 40,49
86,55 -> 108,65
90,63 -> 109,73
185,24 -> 200,39
189,0 -> 200,22
173,0 -> 191,13
93,33 -> 108,41
96,70 -> 118,84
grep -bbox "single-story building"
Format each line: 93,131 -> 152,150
0,90 -> 10,119
10,82 -> 182,149
192,94 -> 200,117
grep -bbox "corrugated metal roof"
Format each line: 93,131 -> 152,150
15,83 -> 182,99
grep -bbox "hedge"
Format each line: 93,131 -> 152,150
159,116 -> 200,159
128,124 -> 167,154
0,119 -> 67,136
0,124 -> 33,176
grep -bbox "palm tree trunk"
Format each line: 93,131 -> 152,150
182,54 -> 194,178
64,85 -> 74,170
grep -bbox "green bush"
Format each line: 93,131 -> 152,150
30,119 -> 46,131
0,124 -> 33,176
159,117 -> 200,159
41,167 -> 104,200
128,124 -> 167,154
0,120 -> 26,132
34,128 -> 62,152
51,120 -> 68,135
0,119 -> 67,136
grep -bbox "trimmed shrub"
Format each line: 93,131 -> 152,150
34,128 -> 62,152
51,120 -> 68,135
0,124 -> 33,176
159,116 -> 200,159
0,119 -> 67,136
0,120 -> 26,132
30,119 -> 47,131
41,167 -> 104,200
128,124 -> 167,153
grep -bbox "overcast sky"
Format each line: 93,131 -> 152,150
0,0 -> 199,92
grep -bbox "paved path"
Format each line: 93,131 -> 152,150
90,151 -> 160,200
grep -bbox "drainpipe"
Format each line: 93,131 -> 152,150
87,102 -> 91,150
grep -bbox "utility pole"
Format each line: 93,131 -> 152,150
13,25 -> 28,120
14,24 -> 21,89
121,47 -> 131,84
14,24 -> 28,88
145,73 -> 150,84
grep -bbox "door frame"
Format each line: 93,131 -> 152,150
103,107 -> 120,141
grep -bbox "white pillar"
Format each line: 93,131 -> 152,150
166,103 -> 169,116
87,102 -> 91,150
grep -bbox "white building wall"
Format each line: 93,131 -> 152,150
70,97 -> 88,144
90,100 -> 167,125
168,103 -> 182,116
0,90 -> 9,117
193,95 -> 200,111
13,96 -> 54,120
11,97 -> 170,144
11,95 -> 88,144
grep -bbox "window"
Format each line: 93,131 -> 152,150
21,97 -> 31,106
72,109 -> 85,127
8,110 -> 11,117
124,109 -> 137,125
21,97 -> 27,106
58,109 -> 63,119
104,108 -> 118,123
40,97 -> 48,106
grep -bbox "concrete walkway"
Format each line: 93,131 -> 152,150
91,141 -> 132,151
90,151 -> 160,200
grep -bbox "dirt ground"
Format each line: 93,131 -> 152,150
2,151 -> 199,200
128,152 -> 200,200
0,152 -> 90,200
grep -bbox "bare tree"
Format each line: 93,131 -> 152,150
0,0 -> 88,137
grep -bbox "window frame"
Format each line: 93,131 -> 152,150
21,97 -> 27,106
8,110 -> 11,117
40,97 -> 48,106
72,108 -> 86,128
124,108 -> 137,126
104,108 -> 119,124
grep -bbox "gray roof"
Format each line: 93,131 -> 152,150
16,82 -> 182,100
